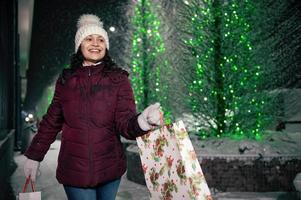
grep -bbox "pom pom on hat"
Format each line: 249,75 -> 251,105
74,14 -> 109,52
77,14 -> 103,29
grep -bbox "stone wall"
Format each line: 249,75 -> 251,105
126,144 -> 146,185
200,155 -> 301,192
126,144 -> 301,192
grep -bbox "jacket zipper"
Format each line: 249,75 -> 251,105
87,67 -> 93,184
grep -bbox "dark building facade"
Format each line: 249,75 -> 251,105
0,0 -> 19,199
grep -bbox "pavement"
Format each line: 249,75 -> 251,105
11,140 -> 149,200
10,140 -> 298,200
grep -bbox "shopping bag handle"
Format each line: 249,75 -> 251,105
22,175 -> 36,192
148,111 -> 172,131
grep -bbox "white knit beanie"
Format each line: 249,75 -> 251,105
74,14 -> 109,52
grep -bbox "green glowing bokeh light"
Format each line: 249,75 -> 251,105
183,0 -> 270,140
130,0 -> 173,124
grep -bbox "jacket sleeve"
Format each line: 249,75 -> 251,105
114,74 -> 148,140
24,78 -> 64,161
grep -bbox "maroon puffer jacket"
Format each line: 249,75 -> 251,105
25,62 -> 147,187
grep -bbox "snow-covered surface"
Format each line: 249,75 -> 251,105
294,173 -> 301,191
177,113 -> 301,158
213,192 -> 297,200
190,131 -> 301,157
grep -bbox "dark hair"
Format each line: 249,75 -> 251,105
69,48 -> 117,70
60,48 -> 126,84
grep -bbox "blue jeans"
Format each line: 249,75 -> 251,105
63,178 -> 121,200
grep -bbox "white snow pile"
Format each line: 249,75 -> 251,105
177,113 -> 301,156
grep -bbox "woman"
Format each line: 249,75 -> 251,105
23,14 -> 162,200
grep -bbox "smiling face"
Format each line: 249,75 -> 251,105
80,34 -> 107,66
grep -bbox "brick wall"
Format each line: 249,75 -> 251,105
200,155 -> 301,192
126,143 -> 301,192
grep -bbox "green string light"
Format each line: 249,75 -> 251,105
130,0 -> 173,123
184,0 -> 270,139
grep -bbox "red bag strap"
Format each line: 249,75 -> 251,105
22,175 -> 36,192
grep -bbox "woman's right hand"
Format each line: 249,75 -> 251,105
24,158 -> 40,181
138,102 -> 163,131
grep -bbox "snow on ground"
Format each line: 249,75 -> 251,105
189,131 -> 301,156
177,113 -> 301,157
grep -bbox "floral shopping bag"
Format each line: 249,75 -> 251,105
18,176 -> 41,200
136,120 -> 212,200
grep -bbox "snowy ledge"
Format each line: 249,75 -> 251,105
123,130 -> 301,158
189,130 -> 301,159
124,130 -> 301,191
197,154 -> 301,159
